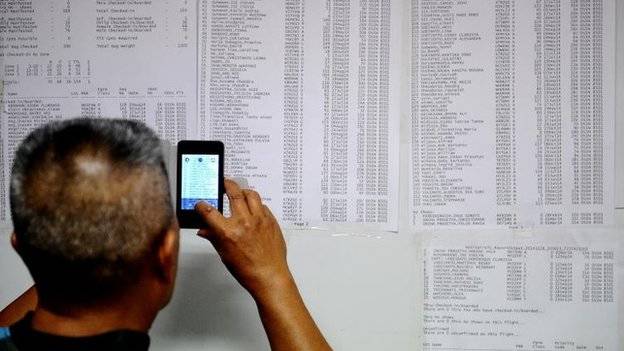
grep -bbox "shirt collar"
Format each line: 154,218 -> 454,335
10,312 -> 150,351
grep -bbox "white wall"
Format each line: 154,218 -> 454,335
617,0 -> 624,208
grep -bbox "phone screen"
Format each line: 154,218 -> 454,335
180,154 -> 220,210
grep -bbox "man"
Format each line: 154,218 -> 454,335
0,118 -> 331,350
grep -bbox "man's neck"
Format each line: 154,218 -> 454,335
29,300 -> 158,337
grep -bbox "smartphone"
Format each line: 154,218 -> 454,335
176,140 -> 224,228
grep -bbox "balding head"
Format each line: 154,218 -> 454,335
10,118 -> 174,307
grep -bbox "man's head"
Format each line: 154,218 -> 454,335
10,118 -> 179,313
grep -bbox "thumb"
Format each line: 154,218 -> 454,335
196,228 -> 211,238
194,201 -> 227,239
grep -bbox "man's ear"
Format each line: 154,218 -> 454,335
156,224 -> 180,285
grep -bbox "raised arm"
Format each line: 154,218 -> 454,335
0,285 -> 37,326
195,179 -> 331,351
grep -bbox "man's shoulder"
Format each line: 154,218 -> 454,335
0,327 -> 18,351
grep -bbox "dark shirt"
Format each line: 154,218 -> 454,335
1,313 -> 150,351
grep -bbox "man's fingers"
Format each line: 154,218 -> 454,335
225,179 -> 251,218
243,189 -> 263,216
262,205 -> 279,224
195,201 -> 227,238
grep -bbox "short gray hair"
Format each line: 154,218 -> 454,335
10,118 -> 173,304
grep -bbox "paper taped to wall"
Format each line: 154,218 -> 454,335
0,0 -> 401,231
409,0 -> 616,229
421,229 -> 620,351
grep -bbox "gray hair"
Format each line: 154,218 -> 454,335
10,118 -> 174,304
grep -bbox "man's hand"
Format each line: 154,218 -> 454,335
194,179 -> 290,299
195,179 -> 332,351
